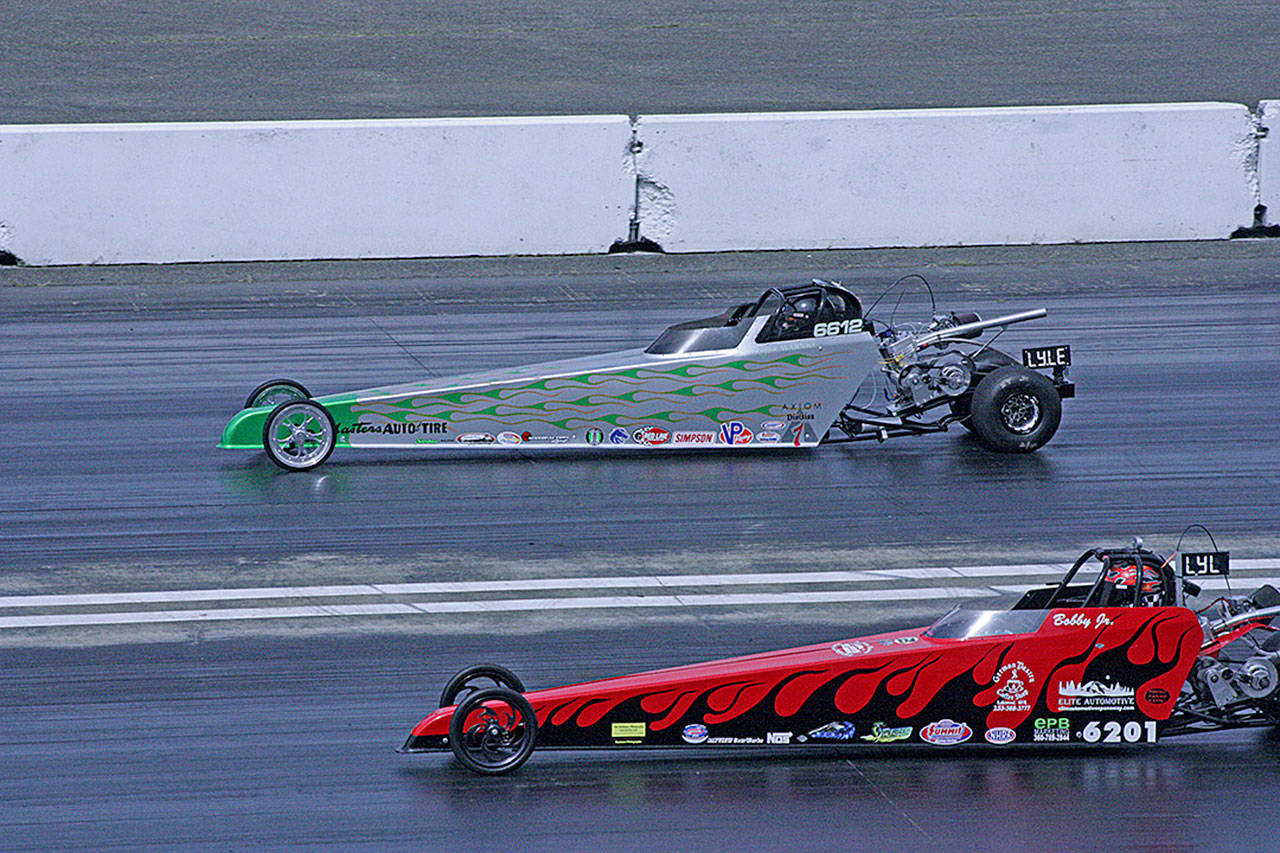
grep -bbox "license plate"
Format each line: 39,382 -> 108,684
1022,345 -> 1071,369
1181,551 -> 1230,577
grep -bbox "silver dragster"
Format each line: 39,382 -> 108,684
220,280 -> 1075,470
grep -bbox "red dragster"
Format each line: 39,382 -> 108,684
401,542 -> 1279,774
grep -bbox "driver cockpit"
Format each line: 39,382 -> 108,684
644,279 -> 864,355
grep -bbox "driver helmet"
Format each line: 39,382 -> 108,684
779,296 -> 819,332
1103,561 -> 1166,605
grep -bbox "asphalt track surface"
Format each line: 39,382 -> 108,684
5,243 -> 1280,579
4,241 -> 1280,849
7,627 -> 1280,851
4,1 -> 1279,124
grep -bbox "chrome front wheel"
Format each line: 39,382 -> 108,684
262,400 -> 336,471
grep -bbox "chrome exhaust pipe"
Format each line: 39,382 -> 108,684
915,308 -> 1048,349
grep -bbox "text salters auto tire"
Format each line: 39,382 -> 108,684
262,400 -> 336,471
449,687 -> 539,775
968,366 -> 1062,452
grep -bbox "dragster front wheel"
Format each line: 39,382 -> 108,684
262,400 -> 336,471
244,378 -> 311,410
449,687 -> 538,775
439,663 -> 526,708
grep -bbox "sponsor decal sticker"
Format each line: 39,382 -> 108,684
761,420 -> 786,431
632,426 -> 671,446
1032,717 -> 1071,742
608,427 -> 630,445
1144,687 -> 1171,705
520,431 -> 571,444
878,636 -> 920,646
860,723 -> 913,744
456,432 -> 496,444
1051,678 -> 1135,713
497,431 -> 523,445
920,719 -> 973,746
985,727 -> 1017,745
706,736 -> 765,744
718,421 -> 754,445
766,731 -> 793,745
682,724 -> 709,744
790,422 -> 820,446
756,431 -> 781,443
585,428 -> 604,446
611,722 -> 646,743
805,721 -> 857,741
992,661 -> 1036,713
339,421 -> 447,435
671,430 -> 716,445
831,641 -> 873,657
780,402 -> 820,420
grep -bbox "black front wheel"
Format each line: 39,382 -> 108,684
244,378 -> 311,410
439,664 -> 526,708
968,366 -> 1062,452
449,687 -> 538,775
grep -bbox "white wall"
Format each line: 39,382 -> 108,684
0,104 -> 1270,265
0,116 -> 633,265
633,103 -> 1258,252
1260,101 -> 1280,222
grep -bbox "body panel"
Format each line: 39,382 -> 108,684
222,321 -> 880,451
405,606 -> 1201,752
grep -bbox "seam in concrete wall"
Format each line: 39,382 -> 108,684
1254,100 -> 1279,233
1238,104 -> 1268,206
610,116 -> 668,252
634,122 -> 675,249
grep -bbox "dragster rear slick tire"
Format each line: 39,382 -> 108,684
449,687 -> 538,775
968,366 -> 1062,452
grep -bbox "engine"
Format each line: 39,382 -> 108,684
1194,653 -> 1280,708
878,314 -> 978,411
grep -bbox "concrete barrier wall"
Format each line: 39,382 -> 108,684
0,116 -> 633,265
633,103 -> 1258,252
1261,101 -> 1280,221
0,104 -> 1271,265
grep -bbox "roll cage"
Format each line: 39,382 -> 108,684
1013,546 -> 1182,610
644,281 -> 863,355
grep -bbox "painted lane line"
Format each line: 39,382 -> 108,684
0,603 -> 418,628
3,559 -> 1276,611
0,587 -> 1000,629
411,587 -> 999,614
0,584 -> 381,608
0,570 -> 978,608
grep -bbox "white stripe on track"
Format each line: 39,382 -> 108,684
0,587 -> 1000,629
2,560 -> 1277,610
0,570 -> 967,608
3,560 -> 1277,630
